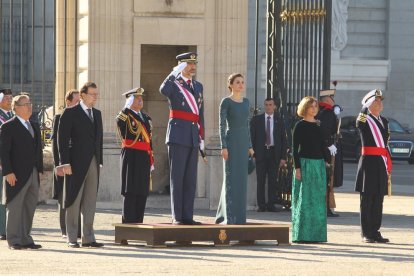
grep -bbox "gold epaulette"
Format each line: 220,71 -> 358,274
117,111 -> 127,121
357,113 -> 367,123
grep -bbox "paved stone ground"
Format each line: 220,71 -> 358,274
0,190 -> 413,275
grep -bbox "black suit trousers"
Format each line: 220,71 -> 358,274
122,195 -> 147,223
360,193 -> 384,238
256,147 -> 279,208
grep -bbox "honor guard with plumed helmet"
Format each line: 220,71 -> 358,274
316,88 -> 344,218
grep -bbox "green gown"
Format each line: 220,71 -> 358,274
215,97 -> 252,225
292,120 -> 327,242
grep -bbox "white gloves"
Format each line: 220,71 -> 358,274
362,97 -> 375,109
150,165 -> 155,172
200,139 -> 205,151
328,144 -> 337,156
124,95 -> 134,109
172,62 -> 187,77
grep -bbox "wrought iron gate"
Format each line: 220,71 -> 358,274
266,0 -> 332,117
265,0 -> 332,206
0,0 -> 55,144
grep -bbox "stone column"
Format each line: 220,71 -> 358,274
55,0 -> 78,113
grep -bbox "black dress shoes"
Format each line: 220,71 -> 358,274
68,242 -> 80,248
374,233 -> 390,243
362,237 -> 375,243
183,220 -> 202,225
257,206 -> 266,212
23,243 -> 42,249
9,244 -> 22,250
267,205 -> 280,212
327,209 -> 339,217
82,241 -> 104,248
0,234 -> 6,240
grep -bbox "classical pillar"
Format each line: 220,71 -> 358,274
55,0 -> 78,113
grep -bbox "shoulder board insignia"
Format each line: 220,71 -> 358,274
357,113 -> 367,123
117,112 -> 127,121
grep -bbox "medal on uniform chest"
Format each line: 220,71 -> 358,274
179,80 -> 184,85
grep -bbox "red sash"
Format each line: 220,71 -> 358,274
122,139 -> 154,165
361,146 -> 392,174
169,110 -> 204,138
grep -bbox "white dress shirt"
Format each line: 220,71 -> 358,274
80,100 -> 93,119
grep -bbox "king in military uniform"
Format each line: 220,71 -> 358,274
0,88 -> 14,240
160,52 -> 205,225
116,88 -> 153,224
355,89 -> 391,243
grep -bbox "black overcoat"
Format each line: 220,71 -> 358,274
1,117 -> 43,204
57,104 -> 103,208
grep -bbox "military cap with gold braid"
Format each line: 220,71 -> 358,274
176,52 -> 198,63
122,87 -> 144,98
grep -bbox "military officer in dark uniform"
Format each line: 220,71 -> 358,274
116,88 -> 153,224
0,88 -> 14,240
355,89 -> 390,243
316,89 -> 343,217
160,52 -> 205,225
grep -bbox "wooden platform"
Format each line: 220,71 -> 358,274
113,223 -> 290,247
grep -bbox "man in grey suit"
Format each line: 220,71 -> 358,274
250,98 -> 287,212
1,94 -> 43,250
58,82 -> 104,248
160,52 -> 205,225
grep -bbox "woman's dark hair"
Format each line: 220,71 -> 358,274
227,73 -> 244,92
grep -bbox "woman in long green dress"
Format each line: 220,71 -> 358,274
215,73 -> 254,225
292,96 -> 328,242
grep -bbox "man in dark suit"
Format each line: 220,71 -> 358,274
0,88 -> 14,241
250,98 -> 287,212
52,89 -> 80,238
116,88 -> 153,225
160,52 -> 205,225
1,94 -> 43,250
355,89 -> 390,243
58,82 -> 104,248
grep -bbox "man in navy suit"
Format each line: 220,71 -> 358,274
160,52 -> 204,225
250,98 -> 287,212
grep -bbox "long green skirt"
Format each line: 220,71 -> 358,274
292,158 -> 327,242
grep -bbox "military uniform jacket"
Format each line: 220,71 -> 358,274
1,117 -> 43,204
116,108 -> 152,196
316,104 -> 344,187
58,104 -> 103,208
355,108 -> 389,195
160,73 -> 204,148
